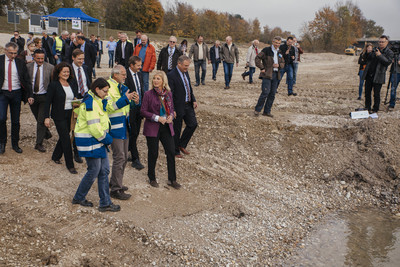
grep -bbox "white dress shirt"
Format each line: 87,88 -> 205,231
272,45 -> 279,71
63,85 -> 74,110
121,41 -> 126,59
73,63 -> 88,94
32,62 -> 46,95
2,57 -> 21,90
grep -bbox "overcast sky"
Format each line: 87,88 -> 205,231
159,0 -> 400,39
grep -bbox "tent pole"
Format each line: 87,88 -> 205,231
97,23 -> 99,37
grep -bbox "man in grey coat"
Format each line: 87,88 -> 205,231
362,35 -> 394,113
189,35 -> 209,86
221,36 -> 239,89
27,49 -> 54,152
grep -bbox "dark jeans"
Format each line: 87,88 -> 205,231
255,72 -> 279,114
146,124 -> 176,182
173,103 -> 198,154
129,108 -> 142,161
108,51 -> 114,68
0,89 -> 22,145
212,61 -> 220,79
97,53 -> 102,68
141,71 -> 149,92
243,67 -> 256,83
279,64 -> 294,94
73,156 -> 111,207
223,62 -> 234,87
53,109 -> 75,169
194,60 -> 206,84
365,75 -> 383,112
30,94 -> 51,145
389,73 -> 400,107
358,70 -> 365,98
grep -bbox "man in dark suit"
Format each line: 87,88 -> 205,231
89,34 -> 99,79
125,56 -> 145,169
71,49 -> 91,98
42,31 -> 55,65
27,49 -> 54,152
115,33 -> 134,67
96,36 -> 103,68
76,35 -> 97,80
0,42 -> 33,154
157,36 -> 182,74
10,31 -> 25,55
134,30 -> 142,48
167,55 -> 198,158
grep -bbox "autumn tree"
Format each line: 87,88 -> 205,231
249,18 -> 261,41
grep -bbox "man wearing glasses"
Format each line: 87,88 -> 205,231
157,36 -> 182,74
10,31 -> 25,55
362,35 -> 394,113
0,42 -> 33,154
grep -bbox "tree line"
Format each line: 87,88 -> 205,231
1,1 -> 385,50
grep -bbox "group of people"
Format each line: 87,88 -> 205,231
1,29 -> 203,212
357,35 -> 397,113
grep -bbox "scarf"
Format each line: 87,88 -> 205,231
153,87 -> 171,116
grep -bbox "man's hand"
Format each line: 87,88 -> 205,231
246,63 -> 249,67
193,101 -> 198,109
28,98 -> 34,105
54,55 -> 58,60
285,49 -> 290,55
375,49 -> 381,57
261,69 -> 266,73
149,69 -> 153,73
125,91 -> 136,100
273,64 -> 279,68
132,92 -> 139,104
397,60 -> 400,65
44,118 -> 51,128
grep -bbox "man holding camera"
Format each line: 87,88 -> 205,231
362,35 -> 394,113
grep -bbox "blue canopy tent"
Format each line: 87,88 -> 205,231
42,8 -> 100,36
43,8 -> 99,22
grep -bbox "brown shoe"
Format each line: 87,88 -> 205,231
175,154 -> 183,158
149,180 -> 159,188
168,180 -> 181,189
110,190 -> 131,200
179,147 -> 190,155
35,144 -> 46,153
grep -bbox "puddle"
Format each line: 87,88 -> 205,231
286,209 -> 400,267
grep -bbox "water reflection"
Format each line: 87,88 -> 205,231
286,209 -> 400,267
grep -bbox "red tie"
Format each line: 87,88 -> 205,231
8,59 -> 12,92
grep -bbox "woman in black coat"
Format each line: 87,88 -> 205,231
44,62 -> 79,174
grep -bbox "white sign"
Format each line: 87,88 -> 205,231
72,19 -> 81,30
350,110 -> 378,119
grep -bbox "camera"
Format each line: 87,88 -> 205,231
373,47 -> 378,52
390,41 -> 400,56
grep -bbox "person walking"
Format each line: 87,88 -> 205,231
242,40 -> 259,84
221,36 -> 239,89
157,36 -> 182,74
189,35 -> 209,86
141,71 -> 180,189
44,62 -> 79,174
133,34 -> 156,92
72,78 -> 120,212
209,40 -> 221,81
106,36 -> 117,68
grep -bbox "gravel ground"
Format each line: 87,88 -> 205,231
0,33 -> 399,266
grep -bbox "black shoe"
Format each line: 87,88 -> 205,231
98,203 -> 121,212
68,168 -> 78,174
110,190 -> 131,200
127,154 -> 132,162
357,97 -> 361,100
194,83 -> 200,87
288,93 -> 297,96
72,198 -> 93,207
12,145 -> 22,153
131,159 -> 144,170
122,186 -> 129,191
201,82 -> 206,85
149,180 -> 159,188
74,153 -> 83,163
44,131 -> 52,140
241,73 -> 246,80
53,159 -> 62,164
35,144 -> 46,153
0,143 -> 5,154
212,78 -> 216,81
167,180 -> 181,189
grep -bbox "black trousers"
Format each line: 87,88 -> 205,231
173,103 -> 198,154
53,109 -> 74,169
365,75 -> 383,112
146,124 -> 176,182
129,107 -> 142,161
30,94 -> 51,145
0,89 -> 22,146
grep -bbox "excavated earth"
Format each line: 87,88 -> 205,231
1,36 -> 400,266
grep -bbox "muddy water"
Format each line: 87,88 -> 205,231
286,209 -> 400,267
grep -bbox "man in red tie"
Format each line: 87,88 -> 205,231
0,42 -> 33,154
167,55 -> 198,158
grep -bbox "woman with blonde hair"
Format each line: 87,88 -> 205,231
140,71 -> 180,189
357,43 -> 373,100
